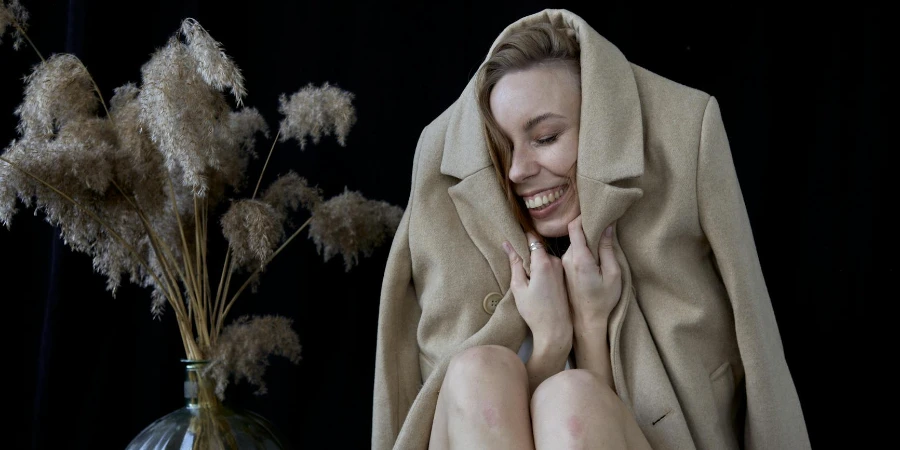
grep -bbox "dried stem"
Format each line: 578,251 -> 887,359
211,247 -> 231,345
216,257 -> 236,337
164,176 -> 206,355
217,216 -> 312,335
193,194 -> 208,348
201,196 -> 211,346
251,129 -> 281,199
11,21 -> 44,62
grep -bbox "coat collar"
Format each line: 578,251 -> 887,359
441,9 -> 645,280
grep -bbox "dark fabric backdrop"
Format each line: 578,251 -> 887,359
2,1 -> 887,448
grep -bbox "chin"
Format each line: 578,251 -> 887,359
534,220 -> 570,238
526,195 -> 581,238
528,190 -> 580,239
533,205 -> 580,238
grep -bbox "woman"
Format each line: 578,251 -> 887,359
373,9 -> 810,449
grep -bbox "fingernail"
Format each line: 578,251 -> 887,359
502,241 -> 511,253
605,225 -> 613,237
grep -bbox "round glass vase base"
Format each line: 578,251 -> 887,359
125,360 -> 290,449
125,405 -> 289,450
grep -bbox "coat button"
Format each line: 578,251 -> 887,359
483,292 -> 502,314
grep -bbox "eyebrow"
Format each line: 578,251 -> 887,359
524,112 -> 565,132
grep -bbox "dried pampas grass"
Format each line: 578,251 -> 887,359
1,7 -> 402,400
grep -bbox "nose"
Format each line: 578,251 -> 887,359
508,148 -> 538,184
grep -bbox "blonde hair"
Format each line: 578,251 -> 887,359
476,22 -> 580,241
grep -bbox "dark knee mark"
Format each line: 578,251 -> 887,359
652,411 -> 671,426
482,406 -> 499,428
567,416 -> 584,438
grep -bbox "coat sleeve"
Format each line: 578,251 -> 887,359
696,96 -> 811,449
371,128 -> 426,450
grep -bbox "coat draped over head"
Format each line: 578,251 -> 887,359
372,8 -> 810,450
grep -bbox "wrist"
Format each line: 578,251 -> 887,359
532,330 -> 572,361
573,321 -> 608,345
573,313 -> 610,334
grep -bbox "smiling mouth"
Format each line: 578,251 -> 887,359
522,185 -> 567,211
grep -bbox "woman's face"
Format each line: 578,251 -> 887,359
490,63 -> 581,238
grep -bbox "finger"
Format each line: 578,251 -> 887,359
503,240 -> 528,288
525,231 -> 546,256
598,223 -> 619,276
567,215 -> 588,251
525,231 -> 548,264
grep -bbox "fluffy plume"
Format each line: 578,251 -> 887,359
308,188 -> 403,271
108,83 -> 167,213
0,115 -> 159,296
0,163 -> 16,226
278,83 -> 356,149
262,171 -> 322,215
221,199 -> 283,272
15,54 -> 99,138
138,37 -> 223,197
137,34 -> 257,199
210,108 -> 268,195
206,315 -> 302,399
180,18 -> 247,106
229,107 -> 268,155
0,0 -> 29,50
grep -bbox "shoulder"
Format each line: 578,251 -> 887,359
626,63 -> 724,156
629,63 -> 712,122
406,102 -> 455,187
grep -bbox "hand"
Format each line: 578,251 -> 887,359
503,232 -> 572,354
561,216 -> 622,330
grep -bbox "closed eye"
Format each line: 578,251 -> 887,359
535,134 -> 559,146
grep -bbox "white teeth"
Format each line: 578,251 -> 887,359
524,186 -> 566,210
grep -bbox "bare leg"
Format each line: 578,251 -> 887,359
429,345 -> 535,450
531,369 -> 652,450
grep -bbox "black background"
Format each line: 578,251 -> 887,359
2,1 -> 887,448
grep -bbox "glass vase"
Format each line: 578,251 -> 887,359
125,360 -> 291,449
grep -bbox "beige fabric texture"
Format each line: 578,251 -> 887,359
372,8 -> 810,450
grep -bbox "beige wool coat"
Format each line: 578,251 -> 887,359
372,9 -> 811,450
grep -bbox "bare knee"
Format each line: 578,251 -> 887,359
442,345 -> 527,410
531,369 -> 631,445
532,369 -> 619,414
433,346 -> 534,448
445,345 -> 526,390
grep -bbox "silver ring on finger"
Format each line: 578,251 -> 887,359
529,241 -> 544,252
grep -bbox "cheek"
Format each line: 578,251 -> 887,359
552,135 -> 578,172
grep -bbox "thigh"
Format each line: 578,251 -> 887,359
531,369 -> 651,450
429,345 -> 535,450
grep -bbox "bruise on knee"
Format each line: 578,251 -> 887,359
482,406 -> 499,429
567,415 -> 584,439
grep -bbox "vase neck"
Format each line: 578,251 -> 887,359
182,359 -> 216,408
